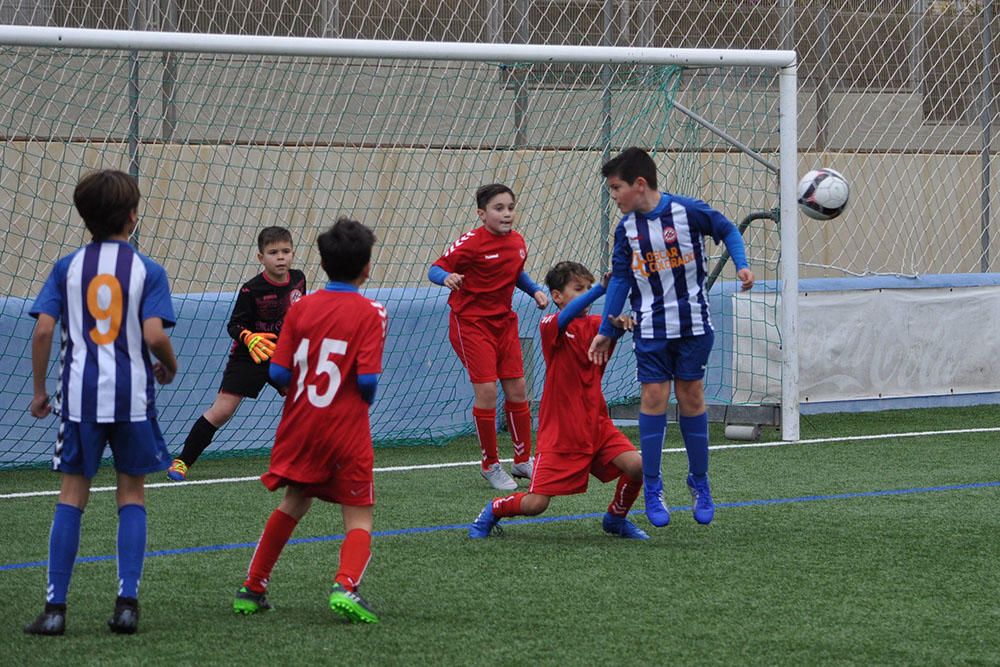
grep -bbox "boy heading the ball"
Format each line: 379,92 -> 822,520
233,217 -> 387,624
25,170 -> 179,635
428,183 -> 549,491
167,226 -> 306,481
469,261 -> 647,540
589,147 -> 754,528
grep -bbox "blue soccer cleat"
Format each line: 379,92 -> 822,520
601,513 -> 650,540
643,476 -> 671,527
468,500 -> 501,538
687,473 -> 715,525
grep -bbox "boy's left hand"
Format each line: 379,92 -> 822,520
533,290 -> 550,309
601,271 -> 612,289
588,334 -> 613,365
738,268 -> 755,291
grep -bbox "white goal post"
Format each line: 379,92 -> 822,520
0,25 -> 801,449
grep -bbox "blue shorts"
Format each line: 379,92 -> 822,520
634,331 -> 715,383
53,418 -> 171,479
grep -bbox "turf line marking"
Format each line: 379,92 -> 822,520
2,480 -> 997,572
3,426 -> 998,500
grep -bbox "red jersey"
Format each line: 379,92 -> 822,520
267,288 -> 388,484
432,226 -> 527,318
536,313 -> 615,454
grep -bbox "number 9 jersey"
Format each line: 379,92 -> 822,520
29,240 -> 176,423
266,285 -> 388,486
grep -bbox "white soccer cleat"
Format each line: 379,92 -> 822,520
481,462 -> 517,491
510,457 -> 534,480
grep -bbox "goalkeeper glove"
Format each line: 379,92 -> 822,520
239,329 -> 278,364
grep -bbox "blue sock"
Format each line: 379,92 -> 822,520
117,504 -> 147,600
638,412 -> 667,480
47,503 -> 83,604
679,412 -> 709,478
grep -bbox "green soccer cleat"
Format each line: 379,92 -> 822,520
329,583 -> 379,624
233,586 -> 272,615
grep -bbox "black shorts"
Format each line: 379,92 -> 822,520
219,354 -> 282,399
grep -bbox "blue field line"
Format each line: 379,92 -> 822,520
3,480 -> 998,572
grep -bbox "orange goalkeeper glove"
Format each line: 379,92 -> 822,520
239,329 -> 278,364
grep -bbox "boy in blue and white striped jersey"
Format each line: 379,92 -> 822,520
589,147 -> 754,529
25,170 -> 178,636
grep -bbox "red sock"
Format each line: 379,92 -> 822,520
491,492 -> 526,518
607,476 -> 642,517
334,528 -> 372,591
244,509 -> 298,592
473,406 -> 499,469
504,400 -> 533,464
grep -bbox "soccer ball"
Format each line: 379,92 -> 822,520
797,168 -> 849,220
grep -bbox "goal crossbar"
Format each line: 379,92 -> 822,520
0,25 -> 796,67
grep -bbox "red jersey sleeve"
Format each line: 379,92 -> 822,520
432,229 -> 477,274
270,299 -> 299,370
539,313 -> 563,359
356,299 -> 388,375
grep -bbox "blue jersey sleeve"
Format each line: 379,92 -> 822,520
597,223 -> 632,337
140,259 -> 176,328
358,373 -> 380,405
269,361 -> 292,388
29,255 -> 72,320
557,283 -> 605,330
428,264 -> 449,286
673,195 -> 748,271
516,271 -> 544,297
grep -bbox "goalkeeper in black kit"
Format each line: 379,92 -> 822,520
167,226 -> 306,481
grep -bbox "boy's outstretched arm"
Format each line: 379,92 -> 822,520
30,314 -> 56,418
557,283 -> 605,331
590,226 -> 631,363
719,222 -> 755,291
143,317 -> 178,385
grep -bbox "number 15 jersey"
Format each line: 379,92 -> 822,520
268,286 -> 388,481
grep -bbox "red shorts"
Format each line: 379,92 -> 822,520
528,422 -> 636,497
449,312 -> 524,383
261,451 -> 375,506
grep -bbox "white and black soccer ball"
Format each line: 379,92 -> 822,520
797,168 -> 849,220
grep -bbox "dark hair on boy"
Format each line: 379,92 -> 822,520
73,170 -> 141,241
318,217 -> 376,282
600,146 -> 658,191
475,183 -> 516,210
258,226 -> 293,252
544,261 -> 596,292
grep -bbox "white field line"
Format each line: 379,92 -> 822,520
3,426 -> 998,500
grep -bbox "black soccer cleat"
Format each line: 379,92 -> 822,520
24,603 -> 66,636
107,596 -> 139,634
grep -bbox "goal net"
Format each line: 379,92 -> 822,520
0,27 -> 798,467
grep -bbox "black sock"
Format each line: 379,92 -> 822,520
178,416 -> 219,467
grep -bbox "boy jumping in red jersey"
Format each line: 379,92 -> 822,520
233,218 -> 387,624
469,261 -> 648,540
429,184 -> 549,491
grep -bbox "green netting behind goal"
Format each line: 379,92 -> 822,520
0,44 -> 781,467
